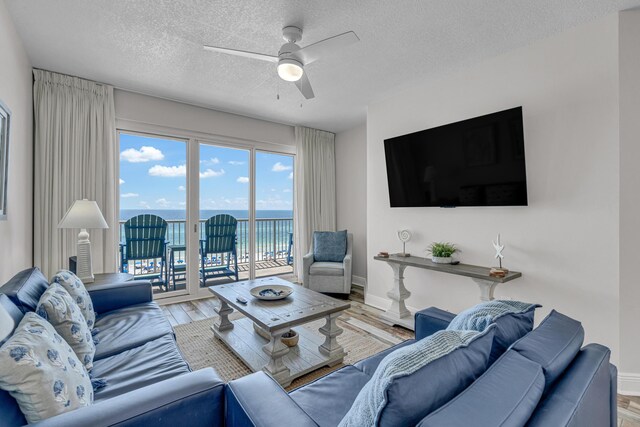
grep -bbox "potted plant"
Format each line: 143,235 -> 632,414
428,242 -> 457,264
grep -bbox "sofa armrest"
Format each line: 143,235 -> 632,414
415,307 -> 456,341
88,280 -> 153,314
226,372 -> 318,427
302,252 -> 314,289
34,369 -> 224,427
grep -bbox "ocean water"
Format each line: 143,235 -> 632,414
120,209 -> 293,221
119,209 -> 294,261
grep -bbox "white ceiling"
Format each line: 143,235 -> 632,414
6,0 -> 640,133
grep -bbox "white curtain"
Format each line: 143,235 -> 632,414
33,69 -> 117,278
294,126 -> 337,279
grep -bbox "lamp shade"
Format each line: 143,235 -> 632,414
58,199 -> 108,229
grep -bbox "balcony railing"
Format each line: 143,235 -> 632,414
118,218 -> 293,285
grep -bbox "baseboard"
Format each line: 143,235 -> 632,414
619,372 -> 640,396
364,293 -> 420,315
352,275 -> 367,288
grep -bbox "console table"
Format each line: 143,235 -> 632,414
373,255 -> 522,330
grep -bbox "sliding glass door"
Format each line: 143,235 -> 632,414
254,151 -> 294,278
118,129 -> 294,300
197,142 -> 250,288
118,131 -> 188,297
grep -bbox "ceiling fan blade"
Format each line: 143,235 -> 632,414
296,31 -> 359,64
295,73 -> 315,99
203,45 -> 278,63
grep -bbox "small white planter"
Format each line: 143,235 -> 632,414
432,256 -> 453,264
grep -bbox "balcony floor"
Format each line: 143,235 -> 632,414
152,259 -> 294,294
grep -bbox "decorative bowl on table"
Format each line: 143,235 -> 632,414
250,284 -> 294,301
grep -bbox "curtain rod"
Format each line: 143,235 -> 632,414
32,67 -> 107,87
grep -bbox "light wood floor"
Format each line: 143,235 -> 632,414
161,285 -> 635,425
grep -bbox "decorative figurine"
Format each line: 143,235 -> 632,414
397,229 -> 412,257
490,233 -> 509,277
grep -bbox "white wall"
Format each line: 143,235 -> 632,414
0,0 -> 33,283
367,15 -> 621,363
114,90 -> 294,147
618,9 -> 640,392
335,124 -> 367,283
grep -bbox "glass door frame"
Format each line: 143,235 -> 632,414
253,148 -> 296,280
116,119 -> 296,303
115,128 -> 191,300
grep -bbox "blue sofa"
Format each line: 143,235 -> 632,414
0,268 -> 224,427
226,307 -> 617,427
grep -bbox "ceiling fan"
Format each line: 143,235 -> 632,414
203,26 -> 359,99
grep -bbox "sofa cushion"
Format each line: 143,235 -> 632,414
51,270 -> 96,330
313,230 -> 347,262
417,350 -> 545,427
511,310 -> 584,394
93,302 -> 174,360
36,284 -> 96,371
354,340 -> 414,377
0,312 -> 93,424
525,344 -> 612,427
92,334 -> 190,401
339,327 -> 495,427
0,267 -> 49,313
446,300 -> 539,363
309,262 -> 344,276
290,366 -> 372,427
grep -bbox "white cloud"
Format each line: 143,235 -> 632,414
119,178 -> 125,185
148,164 -> 186,177
121,192 -> 139,198
236,176 -> 249,184
288,172 -> 293,180
120,146 -> 164,163
272,162 -> 292,172
178,185 -> 186,191
283,189 -> 291,193
200,168 -> 225,178
155,198 -> 171,208
139,201 -> 151,209
210,157 -> 220,164
228,160 -> 245,165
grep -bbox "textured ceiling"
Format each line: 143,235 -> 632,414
6,0 -> 640,132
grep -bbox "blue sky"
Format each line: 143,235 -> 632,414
119,133 -> 293,211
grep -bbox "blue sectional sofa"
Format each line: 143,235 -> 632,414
226,307 -> 617,427
0,268 -> 224,427
0,267 -> 617,426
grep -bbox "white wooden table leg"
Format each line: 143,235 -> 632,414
262,328 -> 291,386
319,312 -> 346,365
376,261 -> 414,329
214,299 -> 234,332
472,279 -> 498,301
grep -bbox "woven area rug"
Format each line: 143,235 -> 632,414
174,314 -> 390,390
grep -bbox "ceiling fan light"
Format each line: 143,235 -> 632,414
277,59 -> 304,82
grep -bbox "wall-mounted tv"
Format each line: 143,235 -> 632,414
384,107 -> 528,207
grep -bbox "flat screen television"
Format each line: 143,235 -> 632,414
384,107 -> 528,207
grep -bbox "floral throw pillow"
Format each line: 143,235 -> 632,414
0,312 -> 93,423
36,284 -> 96,371
51,270 -> 96,330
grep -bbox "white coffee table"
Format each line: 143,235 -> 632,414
209,277 -> 351,386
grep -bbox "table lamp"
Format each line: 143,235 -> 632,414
58,199 -> 108,283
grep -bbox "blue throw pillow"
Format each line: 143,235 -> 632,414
313,230 -> 347,262
447,300 -> 540,364
339,326 -> 495,427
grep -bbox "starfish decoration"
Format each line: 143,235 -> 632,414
492,233 -> 505,269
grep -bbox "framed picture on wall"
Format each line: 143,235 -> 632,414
0,100 -> 10,220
